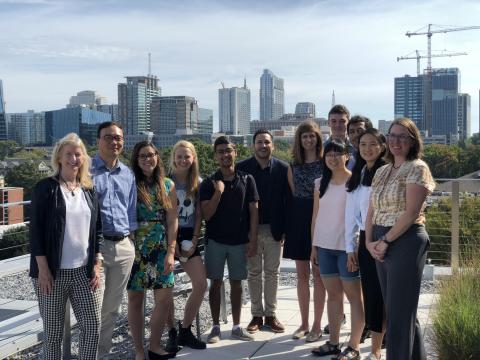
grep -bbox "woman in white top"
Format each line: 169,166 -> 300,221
345,129 -> 386,360
310,140 -> 365,360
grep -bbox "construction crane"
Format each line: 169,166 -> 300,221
405,24 -> 480,72
397,50 -> 467,75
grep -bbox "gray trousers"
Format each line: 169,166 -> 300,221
374,224 -> 428,360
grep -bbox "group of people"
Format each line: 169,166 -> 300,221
29,103 -> 435,360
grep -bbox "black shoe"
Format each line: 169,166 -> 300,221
178,325 -> 207,349
360,327 -> 371,343
323,314 -> 346,334
165,327 -> 181,353
148,350 -> 176,359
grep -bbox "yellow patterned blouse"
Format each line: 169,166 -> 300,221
371,159 -> 435,227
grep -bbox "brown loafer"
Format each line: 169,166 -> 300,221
246,316 -> 263,333
264,316 -> 285,333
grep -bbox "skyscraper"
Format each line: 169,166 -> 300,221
7,110 -> 46,145
219,80 -> 251,135
150,96 -> 198,135
394,74 -> 425,131
68,90 -> 107,108
457,93 -> 471,140
431,68 -> 459,142
198,108 -> 213,134
295,102 -> 316,117
260,69 -> 284,121
118,75 -> 161,135
0,80 -> 7,140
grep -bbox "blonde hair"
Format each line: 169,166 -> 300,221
51,133 -> 93,189
170,140 -> 200,198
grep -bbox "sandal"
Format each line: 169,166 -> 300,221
311,341 -> 340,357
336,346 -> 360,360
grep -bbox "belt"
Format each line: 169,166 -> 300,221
104,234 -> 129,241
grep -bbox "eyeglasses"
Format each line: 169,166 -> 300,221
138,152 -> 157,160
216,148 -> 235,155
325,152 -> 345,159
102,134 -> 124,142
387,133 -> 413,142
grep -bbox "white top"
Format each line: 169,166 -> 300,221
60,186 -> 91,269
312,178 -> 347,251
344,183 -> 371,253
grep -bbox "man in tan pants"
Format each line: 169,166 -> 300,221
91,122 -> 137,358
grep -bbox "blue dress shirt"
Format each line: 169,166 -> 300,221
91,155 -> 138,236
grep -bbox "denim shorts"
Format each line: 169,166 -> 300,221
317,247 -> 360,281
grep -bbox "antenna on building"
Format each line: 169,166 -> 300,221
244,76 -> 247,89
148,53 -> 151,77
331,90 -> 336,107
221,82 -> 225,89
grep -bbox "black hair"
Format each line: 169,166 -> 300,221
319,140 -> 348,198
213,135 -> 235,152
252,129 -> 273,144
97,121 -> 123,138
346,128 -> 386,192
347,115 -> 373,133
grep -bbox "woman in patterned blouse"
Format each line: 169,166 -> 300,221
365,118 -> 435,360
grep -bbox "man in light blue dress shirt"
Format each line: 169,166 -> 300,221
92,121 -> 138,359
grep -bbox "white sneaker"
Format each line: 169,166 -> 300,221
231,327 -> 254,341
207,326 -> 221,344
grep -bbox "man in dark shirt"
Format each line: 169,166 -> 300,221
236,129 -> 289,334
200,136 -> 259,343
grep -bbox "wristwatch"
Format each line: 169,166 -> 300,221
380,234 -> 391,245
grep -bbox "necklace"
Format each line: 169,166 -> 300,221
392,163 -> 402,169
60,175 -> 78,197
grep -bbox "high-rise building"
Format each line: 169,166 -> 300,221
150,96 -> 198,135
198,108 -> 213,134
96,104 -> 119,122
45,107 -> 111,145
118,75 -> 161,135
378,120 -> 393,135
219,80 -> 251,135
0,80 -> 7,140
6,110 -> 46,145
457,93 -> 471,140
260,69 -> 284,121
68,90 -> 107,108
431,68 -> 459,142
394,75 -> 425,131
295,102 -> 316,117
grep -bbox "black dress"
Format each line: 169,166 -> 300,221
284,161 -> 323,260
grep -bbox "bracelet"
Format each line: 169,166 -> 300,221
168,243 -> 176,248
380,234 -> 391,244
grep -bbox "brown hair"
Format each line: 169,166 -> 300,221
328,104 -> 350,119
385,117 -> 423,163
131,141 -> 172,209
292,120 -> 323,165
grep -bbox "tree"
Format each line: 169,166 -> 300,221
0,225 -> 29,260
0,140 -> 18,160
4,161 -> 44,200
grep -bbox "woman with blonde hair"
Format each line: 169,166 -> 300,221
29,133 -> 103,359
127,141 -> 178,360
165,140 -> 207,351
284,120 -> 326,342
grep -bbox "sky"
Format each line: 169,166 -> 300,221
1,0 -> 479,133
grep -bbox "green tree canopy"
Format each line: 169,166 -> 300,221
4,161 -> 44,200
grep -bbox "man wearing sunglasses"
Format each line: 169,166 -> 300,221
92,121 -> 137,359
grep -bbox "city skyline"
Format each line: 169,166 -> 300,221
1,0 -> 479,133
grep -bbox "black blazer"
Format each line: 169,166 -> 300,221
236,156 -> 289,241
29,176 -> 104,279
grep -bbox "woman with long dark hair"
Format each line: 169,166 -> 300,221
284,120 -> 326,342
127,141 -> 178,360
366,118 -> 435,360
345,128 -> 386,360
310,140 -> 364,359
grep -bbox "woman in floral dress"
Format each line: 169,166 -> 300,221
127,141 -> 178,360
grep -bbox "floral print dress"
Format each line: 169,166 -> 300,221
127,179 -> 174,291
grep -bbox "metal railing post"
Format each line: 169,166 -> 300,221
62,299 -> 71,359
451,181 -> 460,272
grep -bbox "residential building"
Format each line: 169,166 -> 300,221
394,74 -> 425,131
0,187 -> 24,225
6,110 -> 46,145
378,120 -> 393,135
457,93 -> 471,140
45,107 -> 111,145
260,69 -> 284,121
118,75 -> 161,135
0,80 -> 7,140
295,102 -> 316,117
150,96 -> 198,135
219,80 -> 251,135
198,108 -> 213,134
68,90 -> 107,108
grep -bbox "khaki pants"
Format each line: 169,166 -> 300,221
247,225 -> 283,317
97,237 -> 135,359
